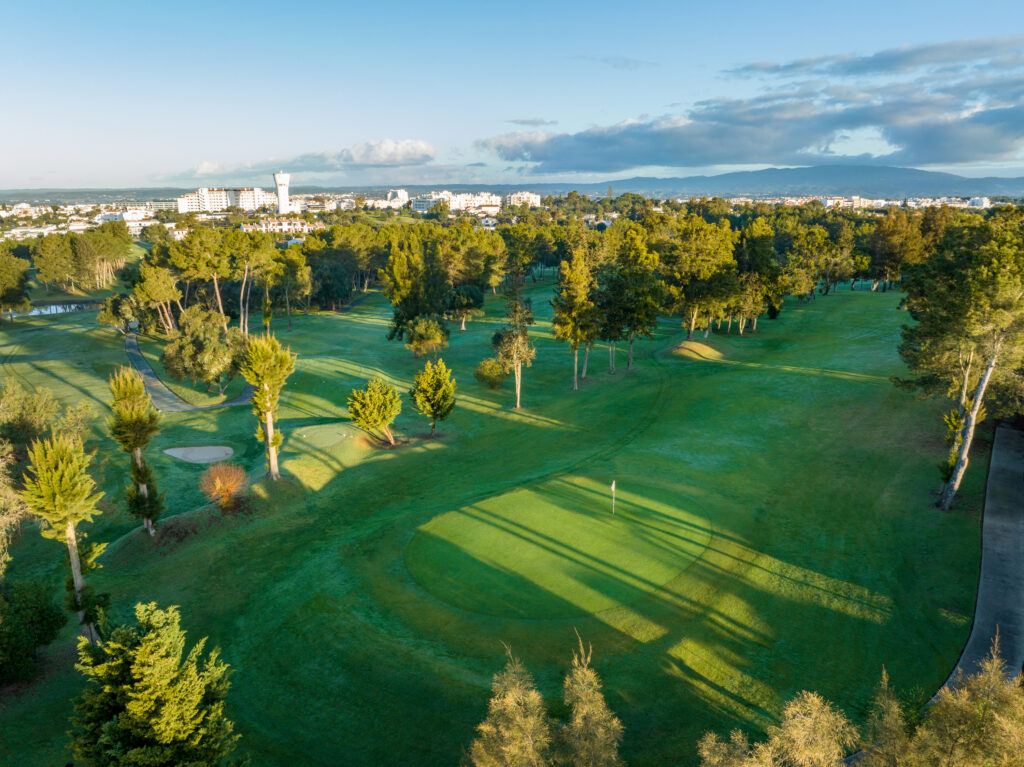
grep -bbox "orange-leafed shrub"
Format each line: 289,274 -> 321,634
199,462 -> 247,509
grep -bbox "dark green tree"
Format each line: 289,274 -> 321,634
70,602 -> 239,766
0,579 -> 66,684
552,250 -> 598,391
108,366 -> 163,536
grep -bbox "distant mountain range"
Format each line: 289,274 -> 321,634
3,166 -> 1024,204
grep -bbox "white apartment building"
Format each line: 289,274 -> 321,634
176,187 -> 279,214
411,190 -> 503,215
506,191 -> 542,208
368,189 -> 410,210
411,191 -> 452,213
239,218 -> 325,234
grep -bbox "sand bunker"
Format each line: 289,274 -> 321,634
163,446 -> 234,464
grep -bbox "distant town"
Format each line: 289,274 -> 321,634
0,169 -> 996,244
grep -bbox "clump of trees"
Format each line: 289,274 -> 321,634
32,221 -> 133,294
698,641 -> 1024,767
0,579 -> 66,684
162,306 -> 245,395
348,378 -> 402,446
469,640 -> 623,767
897,209 -> 1024,509
70,602 -> 239,765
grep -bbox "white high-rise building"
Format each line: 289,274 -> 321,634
274,171 -> 291,214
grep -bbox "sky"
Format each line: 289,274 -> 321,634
2,0 -> 1024,188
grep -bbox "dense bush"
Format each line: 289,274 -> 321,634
475,358 -> 508,390
0,579 -> 66,684
199,462 -> 248,509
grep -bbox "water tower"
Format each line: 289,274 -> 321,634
273,171 -> 290,214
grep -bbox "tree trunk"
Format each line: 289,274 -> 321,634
285,289 -> 292,331
382,424 -> 395,446
460,314 -> 466,331
264,409 -> 280,480
687,309 -> 697,340
737,317 -> 745,336
628,332 -> 635,370
238,265 -> 249,335
609,341 -> 616,374
726,316 -> 733,334
514,363 -> 522,409
572,348 -> 578,391
581,343 -> 590,380
65,522 -> 98,643
212,273 -> 228,329
939,348 -> 999,510
752,316 -> 758,332
704,322 -> 711,339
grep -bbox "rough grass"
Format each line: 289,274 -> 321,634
0,286 -> 986,766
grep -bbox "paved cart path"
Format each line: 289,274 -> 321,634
125,333 -> 253,412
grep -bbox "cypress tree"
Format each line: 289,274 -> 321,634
108,366 -> 163,536
348,378 -> 402,445
470,649 -> 553,767
559,638 -> 623,767
240,334 -> 297,480
70,602 -> 239,766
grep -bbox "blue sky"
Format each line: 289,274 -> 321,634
2,0 -> 1023,187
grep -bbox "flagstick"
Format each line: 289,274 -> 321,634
611,480 -> 616,514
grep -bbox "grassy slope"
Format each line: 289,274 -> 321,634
0,287 -> 985,766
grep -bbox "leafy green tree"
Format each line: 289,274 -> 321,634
595,264 -> 627,374
240,334 -> 296,480
18,434 -> 104,643
276,245 -> 312,331
108,366 -> 163,536
618,230 -> 661,369
552,250 -> 598,390
496,290 -> 537,409
162,306 -> 240,394
663,215 -> 737,339
453,284 -> 485,330
409,358 -> 456,435
133,264 -> 181,335
141,222 -> 172,243
98,293 -> 141,335
0,579 -> 66,684
871,208 -> 924,289
310,260 -> 352,311
475,358 -> 509,390
70,602 -> 239,766
0,245 -> 31,321
470,649 -> 553,767
559,638 -> 623,767
347,378 -> 402,446
404,315 -> 449,358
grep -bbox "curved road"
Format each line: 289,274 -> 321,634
124,333 -> 253,413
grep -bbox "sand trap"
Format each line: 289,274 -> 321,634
163,446 -> 234,464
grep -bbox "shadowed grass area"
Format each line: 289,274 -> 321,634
0,285 -> 986,766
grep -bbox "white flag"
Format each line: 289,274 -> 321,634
611,480 -> 616,492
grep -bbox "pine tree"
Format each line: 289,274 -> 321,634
552,250 -> 598,391
409,358 -> 456,435
860,669 -> 910,767
617,230 -> 661,370
559,637 -> 623,767
70,602 -> 239,766
348,378 -> 402,445
470,649 -> 553,767
18,434 -> 104,642
240,334 -> 296,480
109,366 -> 163,536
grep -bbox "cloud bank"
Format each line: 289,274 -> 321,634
482,37 -> 1024,174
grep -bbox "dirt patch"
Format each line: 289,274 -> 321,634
163,446 -> 234,463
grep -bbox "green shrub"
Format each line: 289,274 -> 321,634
475,358 -> 508,390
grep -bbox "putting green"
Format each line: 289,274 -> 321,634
405,475 -> 712,618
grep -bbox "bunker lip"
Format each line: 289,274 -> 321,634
163,446 -> 235,464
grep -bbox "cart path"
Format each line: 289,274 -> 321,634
124,333 -> 253,412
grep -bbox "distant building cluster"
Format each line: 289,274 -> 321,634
410,190 -> 503,215
367,189 -> 410,210
239,218 -> 325,234
506,191 -> 542,208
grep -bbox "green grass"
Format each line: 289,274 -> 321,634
136,334 -> 247,407
0,287 -> 987,766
